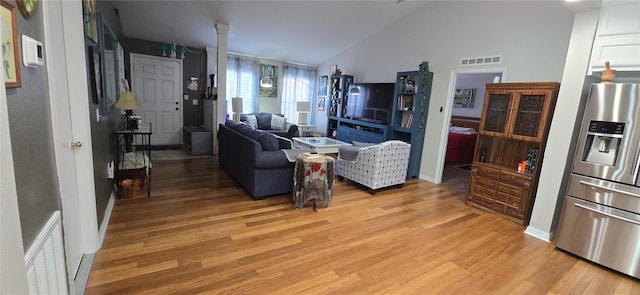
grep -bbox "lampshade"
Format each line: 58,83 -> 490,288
349,86 -> 360,95
232,97 -> 243,113
260,77 -> 274,88
115,91 -> 140,110
296,101 -> 311,112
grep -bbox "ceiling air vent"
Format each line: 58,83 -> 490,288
460,55 -> 502,66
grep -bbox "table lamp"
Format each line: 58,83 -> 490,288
232,97 -> 243,122
296,101 -> 311,125
115,91 -> 140,130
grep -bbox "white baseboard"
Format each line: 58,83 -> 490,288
419,173 -> 437,184
73,253 -> 94,295
75,188 -> 114,295
524,226 -> 555,242
98,188 -> 116,247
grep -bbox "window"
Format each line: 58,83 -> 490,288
225,56 -> 317,124
281,64 -> 317,124
226,55 -> 259,116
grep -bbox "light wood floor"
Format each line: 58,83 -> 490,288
86,157 -> 639,294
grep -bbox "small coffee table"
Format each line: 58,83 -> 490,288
292,137 -> 350,154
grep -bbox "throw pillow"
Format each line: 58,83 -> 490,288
243,128 -> 262,140
256,133 -> 279,151
225,119 -> 237,127
244,114 -> 258,130
271,115 -> 287,131
240,122 -> 255,130
231,123 -> 256,138
256,113 -> 272,130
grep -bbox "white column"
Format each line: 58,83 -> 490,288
206,46 -> 217,89
525,10 -> 599,242
215,23 -> 229,154
205,46 -> 217,154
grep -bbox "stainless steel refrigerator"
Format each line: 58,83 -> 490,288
555,83 -> 640,279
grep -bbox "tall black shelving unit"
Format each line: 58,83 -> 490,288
326,74 -> 354,138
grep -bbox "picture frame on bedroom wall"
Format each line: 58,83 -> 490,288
453,88 -> 476,108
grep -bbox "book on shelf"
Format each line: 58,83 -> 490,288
400,113 -> 414,128
397,95 -> 415,111
404,95 -> 414,110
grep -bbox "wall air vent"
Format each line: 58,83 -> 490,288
460,55 -> 502,66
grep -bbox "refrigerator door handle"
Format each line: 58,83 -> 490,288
578,180 -> 640,198
574,203 -> 640,225
633,145 -> 640,179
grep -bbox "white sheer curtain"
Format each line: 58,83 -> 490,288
281,64 -> 317,124
227,55 -> 259,117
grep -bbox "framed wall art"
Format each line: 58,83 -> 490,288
89,46 -> 102,104
317,75 -> 328,96
1,0 -> 21,88
454,88 -> 476,108
259,64 -> 277,98
16,0 -> 38,19
317,96 -> 325,112
83,0 -> 98,43
329,65 -> 337,76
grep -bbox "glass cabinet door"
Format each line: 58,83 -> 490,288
510,91 -> 550,141
480,91 -> 512,136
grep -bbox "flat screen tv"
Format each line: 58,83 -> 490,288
345,83 -> 395,124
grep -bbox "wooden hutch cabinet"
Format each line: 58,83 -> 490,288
468,82 -> 560,225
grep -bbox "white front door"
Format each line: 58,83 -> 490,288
43,0 -> 99,292
131,54 -> 183,145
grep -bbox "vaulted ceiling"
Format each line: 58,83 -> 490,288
110,0 -> 434,65
110,0 -> 600,66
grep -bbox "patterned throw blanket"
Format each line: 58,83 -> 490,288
292,153 -> 335,211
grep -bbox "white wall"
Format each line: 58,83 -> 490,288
451,74 -> 498,118
316,1 -> 575,182
526,10 -> 600,241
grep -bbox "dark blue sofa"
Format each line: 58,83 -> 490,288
240,113 -> 299,139
218,120 -> 297,200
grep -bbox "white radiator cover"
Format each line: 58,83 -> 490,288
24,211 -> 68,294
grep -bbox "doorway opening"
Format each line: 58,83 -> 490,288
438,68 -> 505,201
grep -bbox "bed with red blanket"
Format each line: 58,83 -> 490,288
445,117 -> 480,163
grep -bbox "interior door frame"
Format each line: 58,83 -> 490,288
130,53 -> 184,146
435,67 -> 507,184
44,0 -> 100,293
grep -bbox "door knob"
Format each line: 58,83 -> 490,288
175,102 -> 179,105
70,141 -> 82,148
176,108 -> 179,111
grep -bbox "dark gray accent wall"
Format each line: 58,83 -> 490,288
121,38 -> 208,126
6,0 -> 61,249
92,1 -> 124,226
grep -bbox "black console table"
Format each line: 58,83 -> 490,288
115,122 -> 152,198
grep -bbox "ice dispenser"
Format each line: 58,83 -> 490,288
581,121 -> 624,166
